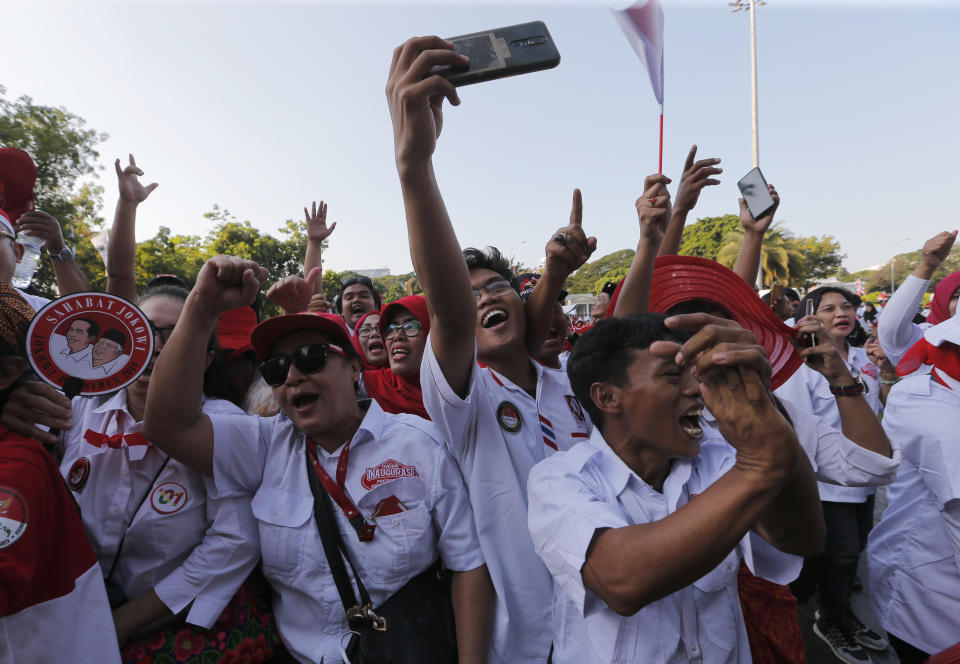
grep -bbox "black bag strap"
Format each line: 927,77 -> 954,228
304,448 -> 372,621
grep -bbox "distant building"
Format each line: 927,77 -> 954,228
565,293 -> 595,318
353,268 -> 391,279
92,228 -> 110,265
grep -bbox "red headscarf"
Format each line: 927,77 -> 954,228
351,310 -> 386,370
363,295 -> 431,419
928,271 -> 960,325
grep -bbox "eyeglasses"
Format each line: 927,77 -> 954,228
341,275 -> 374,288
150,322 -> 176,345
472,279 -> 514,301
383,320 -> 422,340
356,324 -> 381,338
259,342 -> 350,387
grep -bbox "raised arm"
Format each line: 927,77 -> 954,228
302,200 -> 336,294
659,145 -> 722,256
386,37 -> 475,396
15,209 -> 89,295
878,230 -> 957,365
612,173 -> 671,318
267,266 -> 322,315
143,256 -> 268,475
732,184 -> 780,288
108,155 -> 158,301
524,188 -> 596,354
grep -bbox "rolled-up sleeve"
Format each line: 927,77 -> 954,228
154,491 -> 260,627
430,446 -> 485,572
420,335 -> 480,462
527,457 -> 629,616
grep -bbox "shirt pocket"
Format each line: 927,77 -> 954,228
692,552 -> 739,652
251,487 -> 313,577
357,478 -> 434,585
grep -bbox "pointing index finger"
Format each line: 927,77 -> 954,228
569,188 -> 583,227
683,145 -> 697,173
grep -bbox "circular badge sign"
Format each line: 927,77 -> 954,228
496,401 -> 523,433
151,481 -> 188,514
66,457 -> 91,492
27,292 -> 154,397
0,486 -> 29,550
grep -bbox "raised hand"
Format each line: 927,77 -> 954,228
673,145 -> 721,215
267,267 -> 322,315
738,184 -> 780,234
792,315 -> 854,383
193,256 -> 269,314
307,292 -> 332,314
115,154 -> 158,204
386,36 -> 468,170
919,230 -> 958,272
544,188 -> 598,278
635,173 -> 673,246
0,381 -> 73,445
305,201 -> 337,244
14,209 -> 66,252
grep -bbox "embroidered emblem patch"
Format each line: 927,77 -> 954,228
361,459 -> 419,490
0,486 -> 29,549
861,363 -> 879,379
496,401 -> 522,433
150,481 -> 188,514
565,395 -> 586,424
67,457 -> 91,491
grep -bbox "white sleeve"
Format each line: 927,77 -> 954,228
805,419 -> 900,487
210,413 -> 272,498
878,274 -> 928,366
527,455 -> 629,617
942,502 -> 960,578
430,444 -> 485,572
153,491 -> 260,628
420,334 -> 481,462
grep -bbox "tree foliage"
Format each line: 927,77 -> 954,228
678,215 -> 741,259
0,86 -> 108,295
564,249 -> 635,294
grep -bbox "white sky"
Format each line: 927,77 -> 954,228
4,1 -> 958,276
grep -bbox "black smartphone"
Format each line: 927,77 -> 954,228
737,167 -> 776,219
800,300 -> 821,361
436,22 -> 561,86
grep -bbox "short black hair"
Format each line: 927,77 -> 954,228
783,288 -> 800,302
799,286 -> 860,317
100,329 -> 127,347
666,298 -> 732,319
72,317 -> 100,338
336,275 -> 382,313
568,314 -> 687,428
463,247 -> 512,282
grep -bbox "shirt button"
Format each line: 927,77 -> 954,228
392,519 -> 400,526
690,644 -> 698,652
111,506 -> 120,515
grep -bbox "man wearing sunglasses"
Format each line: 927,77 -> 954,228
387,37 -> 597,664
337,275 -> 382,334
143,256 -> 494,664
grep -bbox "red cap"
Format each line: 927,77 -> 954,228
644,256 -> 803,391
0,148 -> 37,226
379,295 -> 431,336
217,307 -> 258,358
251,311 -> 354,361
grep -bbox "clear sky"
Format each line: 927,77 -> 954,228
4,1 -> 958,278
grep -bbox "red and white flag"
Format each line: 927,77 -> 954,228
612,0 -> 665,106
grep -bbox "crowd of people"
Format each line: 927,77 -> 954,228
1,35 -> 959,664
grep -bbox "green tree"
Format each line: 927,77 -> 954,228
678,215 -> 741,260
717,223 -> 805,287
0,86 -> 108,296
793,235 -> 845,289
564,249 -> 635,294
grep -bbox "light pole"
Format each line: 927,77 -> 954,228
730,0 -> 767,167
890,237 -> 909,294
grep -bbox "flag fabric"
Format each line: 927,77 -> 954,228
612,0 -> 665,106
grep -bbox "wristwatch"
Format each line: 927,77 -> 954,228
47,246 -> 74,262
829,376 -> 866,396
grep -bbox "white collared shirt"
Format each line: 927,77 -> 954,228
877,274 -> 933,367
867,373 -> 960,654
420,337 -> 593,664
208,400 -> 484,664
774,345 -> 883,503
83,353 -> 130,379
58,391 -> 256,628
527,429 -> 801,664
50,333 -> 93,376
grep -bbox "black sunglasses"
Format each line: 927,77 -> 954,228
149,321 -> 176,344
259,343 -> 350,387
341,275 -> 374,288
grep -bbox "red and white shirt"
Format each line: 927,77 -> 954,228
0,430 -> 120,663
421,338 -> 593,664
59,391 -> 258,628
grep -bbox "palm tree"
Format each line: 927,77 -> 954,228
716,222 -> 805,287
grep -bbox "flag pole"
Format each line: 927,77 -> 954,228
658,105 -> 664,173
749,0 -> 760,167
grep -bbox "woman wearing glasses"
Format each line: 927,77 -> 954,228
352,311 -> 388,369
143,256 -> 493,664
362,295 -> 431,418
58,283 -> 279,662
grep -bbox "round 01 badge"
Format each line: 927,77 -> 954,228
26,292 -> 154,397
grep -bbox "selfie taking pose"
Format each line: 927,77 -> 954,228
143,256 -> 493,664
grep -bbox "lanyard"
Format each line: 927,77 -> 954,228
305,437 -> 376,542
